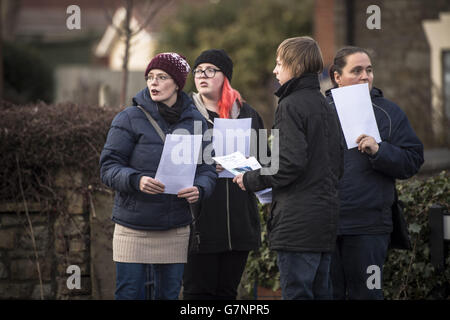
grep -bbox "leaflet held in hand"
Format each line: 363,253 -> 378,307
213,151 -> 260,176
331,83 -> 381,149
155,134 -> 203,194
213,151 -> 272,204
213,118 -> 252,178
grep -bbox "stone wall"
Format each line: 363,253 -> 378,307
0,205 -> 54,299
0,171 -> 115,300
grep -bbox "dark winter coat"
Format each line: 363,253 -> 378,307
243,73 -> 344,252
192,98 -> 265,253
99,88 -> 217,230
325,87 -> 424,235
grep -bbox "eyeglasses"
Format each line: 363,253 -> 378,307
146,74 -> 172,82
193,68 -> 221,79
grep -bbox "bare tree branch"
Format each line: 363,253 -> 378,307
0,0 -> 3,101
131,0 -> 173,36
16,153 -> 44,300
101,0 -> 125,36
100,0 -> 174,107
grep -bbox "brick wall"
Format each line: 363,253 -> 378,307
314,0 -> 335,68
332,0 -> 450,148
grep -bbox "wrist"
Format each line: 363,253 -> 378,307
368,142 -> 382,160
131,173 -> 144,191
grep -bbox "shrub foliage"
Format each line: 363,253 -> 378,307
0,101 -> 118,203
244,172 -> 450,299
384,172 -> 450,299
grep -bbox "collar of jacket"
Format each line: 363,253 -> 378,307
325,86 -> 384,100
132,87 -> 195,122
275,73 -> 320,102
190,92 -> 241,124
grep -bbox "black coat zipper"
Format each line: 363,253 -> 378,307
226,179 -> 232,251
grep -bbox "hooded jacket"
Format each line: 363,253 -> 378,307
325,87 -> 424,235
99,88 -> 217,230
190,93 -> 264,252
244,73 -> 344,252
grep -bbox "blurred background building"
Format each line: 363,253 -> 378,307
1,0 -> 449,161
0,0 -> 183,106
315,0 -> 450,157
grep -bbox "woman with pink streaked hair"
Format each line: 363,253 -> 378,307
183,49 -> 265,300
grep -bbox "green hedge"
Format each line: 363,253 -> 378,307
244,171 -> 450,299
384,172 -> 450,299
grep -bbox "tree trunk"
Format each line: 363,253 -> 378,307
120,0 -> 133,108
0,0 -> 4,101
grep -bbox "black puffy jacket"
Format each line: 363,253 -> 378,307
244,73 -> 343,252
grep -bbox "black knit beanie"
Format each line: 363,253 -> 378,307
193,49 -> 233,81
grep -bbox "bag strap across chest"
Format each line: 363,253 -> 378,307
136,105 -> 166,142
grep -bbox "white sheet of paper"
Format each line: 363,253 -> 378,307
255,188 -> 272,204
331,83 -> 381,149
213,151 -> 261,176
213,118 -> 252,178
155,134 -> 203,195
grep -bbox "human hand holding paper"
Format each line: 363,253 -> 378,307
356,134 -> 379,155
177,186 -> 200,204
233,174 -> 272,203
215,164 -> 225,173
139,176 -> 165,194
233,174 -> 246,191
216,152 -> 272,202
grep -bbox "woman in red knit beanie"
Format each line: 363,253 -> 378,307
100,52 -> 217,300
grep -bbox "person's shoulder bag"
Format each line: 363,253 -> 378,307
389,188 -> 412,250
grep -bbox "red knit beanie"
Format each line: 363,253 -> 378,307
145,52 -> 191,89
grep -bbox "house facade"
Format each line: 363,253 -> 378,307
314,0 -> 450,149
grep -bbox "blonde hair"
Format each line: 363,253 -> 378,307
277,36 -> 324,77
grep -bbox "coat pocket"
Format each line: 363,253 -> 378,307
116,192 -> 136,211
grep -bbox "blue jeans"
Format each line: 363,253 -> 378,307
330,234 -> 390,300
115,262 -> 184,300
276,251 -> 333,300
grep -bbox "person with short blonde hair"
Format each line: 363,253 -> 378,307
276,36 -> 324,77
234,37 -> 343,300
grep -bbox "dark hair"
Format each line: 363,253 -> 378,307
329,46 -> 372,88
